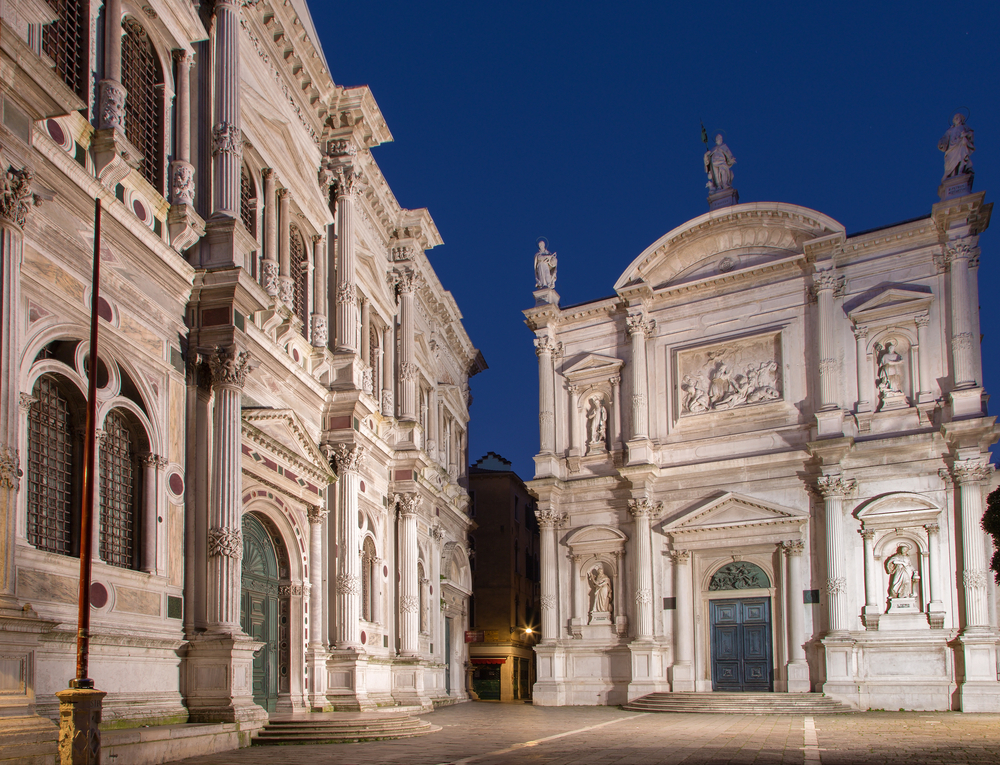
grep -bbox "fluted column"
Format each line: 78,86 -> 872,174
609,375 -> 622,452
334,167 -> 361,351
307,506 -> 327,647
277,188 -> 293,309
859,529 -> 878,626
915,313 -> 933,402
567,384 -> 580,455
360,297 -> 371,366
207,346 -> 252,630
211,0 -> 242,217
0,162 -> 34,607
628,497 -> 660,640
98,0 -> 126,132
396,493 -> 420,656
170,51 -> 195,205
428,386 -> 439,458
332,444 -> 365,648
954,459 -> 993,629
536,508 -> 565,643
260,169 -> 278,297
853,325 -> 870,412
945,238 -> 978,388
670,550 -> 693,689
781,539 -> 809,691
397,268 -> 420,420
535,335 -> 557,454
310,235 -> 328,348
626,314 -> 653,440
925,521 -> 944,620
815,475 -> 856,634
381,323 -> 394,416
814,268 -> 841,409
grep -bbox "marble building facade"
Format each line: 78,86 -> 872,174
1,0 -> 481,758
525,136 -> 999,711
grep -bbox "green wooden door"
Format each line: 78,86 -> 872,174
241,514 -> 279,712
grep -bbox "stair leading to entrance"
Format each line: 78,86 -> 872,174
253,711 -> 439,745
623,692 -> 854,714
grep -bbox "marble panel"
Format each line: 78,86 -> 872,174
114,586 -> 161,616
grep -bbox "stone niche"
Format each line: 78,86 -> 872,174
675,331 -> 783,418
564,526 -> 628,640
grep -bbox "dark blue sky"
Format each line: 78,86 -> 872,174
315,2 -> 1000,481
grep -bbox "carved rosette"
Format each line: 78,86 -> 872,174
814,475 -> 857,499
535,508 -> 567,529
330,443 -> 366,475
0,446 -> 22,490
825,576 -> 846,595
170,161 -> 195,206
400,595 -> 419,614
208,346 -> 252,388
634,588 -> 652,605
261,260 -> 279,297
953,460 -> 994,484
307,506 -> 327,525
212,121 -> 243,160
336,573 -> 360,595
628,497 -> 662,519
393,493 -> 420,518
336,282 -> 357,306
310,315 -> 328,348
626,313 -> 655,338
781,540 -> 805,556
400,362 -> 418,382
208,527 -> 242,559
1,162 -> 35,228
540,595 -> 556,611
98,79 -> 127,131
669,550 -> 690,564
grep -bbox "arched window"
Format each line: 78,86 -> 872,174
26,375 -> 80,556
43,0 -> 89,101
290,225 -> 308,335
99,409 -> 140,569
121,17 -> 164,192
240,164 -> 257,237
361,536 -> 377,622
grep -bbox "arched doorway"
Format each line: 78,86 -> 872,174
241,514 -> 280,712
708,561 -> 773,692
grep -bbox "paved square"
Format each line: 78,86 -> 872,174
165,703 -> 1000,765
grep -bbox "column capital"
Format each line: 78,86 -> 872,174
628,496 -> 662,520
669,549 -> 690,564
535,507 -> 567,529
914,312 -> 931,328
534,334 -> 558,357
212,122 -> 243,162
924,522 -> 941,535
18,393 -> 37,412
626,313 -> 655,338
812,267 -> 842,293
333,166 -> 362,199
208,345 -> 253,388
139,453 -> 168,469
858,528 -> 876,541
328,442 -> 366,474
852,324 -> 869,340
307,505 -> 328,524
0,161 -> 37,228
609,374 -> 621,387
277,186 -> 291,201
944,236 -> 979,263
953,459 -> 993,484
262,167 -> 276,183
393,492 -> 421,518
312,233 -> 325,246
781,539 -> 805,556
0,446 -> 21,491
394,266 -> 423,295
172,48 -> 194,67
813,475 -> 857,499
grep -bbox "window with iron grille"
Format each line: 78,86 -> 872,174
240,165 -> 256,237
361,536 -> 376,622
43,0 -> 88,102
27,376 -> 77,556
290,225 -> 308,336
121,17 -> 163,192
99,409 -> 138,569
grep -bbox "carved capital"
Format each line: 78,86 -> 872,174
172,49 -> 194,67
307,506 -> 327,525
0,446 -> 21,491
609,374 -> 621,387
534,335 -> 557,357
852,324 -> 869,341
0,161 -> 36,228
333,166 -> 362,198
212,122 -> 243,161
430,524 -> 444,542
18,393 -> 37,412
781,539 -> 805,556
208,527 -> 242,559
914,313 -> 931,329
535,508 -> 567,529
953,459 -> 993,484
139,453 -> 168,469
395,267 -> 422,294
626,313 -> 655,339
924,522 -> 940,535
812,268 -> 841,293
208,346 -> 252,388
628,497 -> 662,520
944,236 -> 979,264
329,442 -> 366,474
669,549 -> 690,564
814,475 -> 857,499
859,528 -> 876,541
393,492 -> 421,517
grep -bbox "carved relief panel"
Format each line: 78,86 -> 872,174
676,332 -> 783,416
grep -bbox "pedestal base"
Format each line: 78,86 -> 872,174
814,408 -> 845,438
786,660 -> 811,693
939,173 -> 974,201
531,644 -> 568,706
669,661 -> 695,692
949,386 -> 985,418
627,641 -> 668,701
56,687 -> 106,765
390,658 -> 432,711
626,438 -> 654,466
707,187 -> 739,210
325,650 -> 379,711
182,632 -> 268,725
306,646 -> 331,711
533,287 -> 560,307
958,631 -> 1000,712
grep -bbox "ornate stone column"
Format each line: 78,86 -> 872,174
381,323 -> 395,416
395,493 -> 420,656
307,505 -> 328,707
945,238 -> 978,389
813,268 -> 841,410
781,540 -> 809,691
626,314 -> 653,441
207,346 -> 251,630
954,459 -> 993,629
397,268 -> 421,420
260,170 -> 278,297
427,386 -> 439,458
566,384 -> 580,455
609,375 -> 622,451
535,335 -> 557,455
311,235 -> 328,348
628,497 -> 660,640
334,167 -> 361,352
332,443 -> 365,648
140,454 -> 167,575
670,550 -> 694,691
277,188 -> 293,309
211,0 -> 242,217
852,325 -> 870,412
170,51 -> 195,205
98,0 -> 125,132
915,313 -> 934,402
815,475 -> 856,635
925,522 -> 944,627
859,529 -> 879,628
536,507 -> 565,643
360,297 -> 371,366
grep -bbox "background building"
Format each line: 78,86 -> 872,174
525,151 -> 1000,711
0,0 -> 483,760
467,453 -> 540,701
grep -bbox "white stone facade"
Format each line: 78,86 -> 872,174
525,193 -> 999,711
0,0 -> 480,759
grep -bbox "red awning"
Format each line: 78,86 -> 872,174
471,658 -> 507,665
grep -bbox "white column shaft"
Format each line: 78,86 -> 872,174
628,326 -> 648,440
950,253 -> 976,387
633,513 -> 654,639
673,554 -> 693,663
854,327 -> 869,411
208,383 -> 243,629
539,521 -> 559,642
0,222 -> 23,601
335,189 -> 357,351
785,547 -> 806,662
536,339 -> 556,454
308,511 -> 326,647
337,470 -> 361,647
823,492 -> 849,633
958,474 -> 990,627
399,507 -> 420,655
211,0 -> 241,216
861,531 -> 877,609
817,285 -> 838,408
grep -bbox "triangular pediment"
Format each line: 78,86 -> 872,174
847,285 -> 933,323
242,408 -> 333,479
662,492 -> 807,533
563,352 -> 624,379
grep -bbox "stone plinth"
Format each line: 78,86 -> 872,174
182,633 -> 267,725
56,687 -> 106,765
708,187 -> 739,210
939,173 -> 973,201
533,287 -> 559,307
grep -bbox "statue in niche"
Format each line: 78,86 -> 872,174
886,543 -> 918,599
938,113 -> 975,181
587,398 -> 607,447
588,565 -> 613,621
534,240 -> 557,290
875,340 -> 905,397
704,134 -> 736,191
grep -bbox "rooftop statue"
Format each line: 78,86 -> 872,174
534,239 -> 557,290
704,133 -> 736,191
939,113 -> 974,181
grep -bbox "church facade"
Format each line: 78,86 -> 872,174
1,0 -> 480,759
525,145 -> 999,711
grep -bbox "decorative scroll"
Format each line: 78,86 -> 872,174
709,561 -> 770,591
678,333 -> 782,415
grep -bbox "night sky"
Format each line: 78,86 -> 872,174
313,2 -> 1000,480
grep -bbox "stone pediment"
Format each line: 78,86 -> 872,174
846,286 -> 933,325
661,492 -> 807,548
855,492 -> 941,530
614,203 -> 843,292
563,353 -> 624,381
565,525 -> 628,556
242,408 -> 334,486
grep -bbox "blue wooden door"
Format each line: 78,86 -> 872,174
241,514 -> 279,712
710,598 -> 772,691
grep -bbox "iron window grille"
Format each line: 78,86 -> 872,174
26,376 -> 77,556
290,225 -> 308,336
43,0 -> 89,102
99,409 -> 138,570
121,17 -> 163,192
240,165 -> 257,237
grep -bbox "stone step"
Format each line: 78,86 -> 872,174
253,714 -> 438,746
623,692 -> 854,715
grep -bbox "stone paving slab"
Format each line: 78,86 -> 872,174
164,703 -> 1000,765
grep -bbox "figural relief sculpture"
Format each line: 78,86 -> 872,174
588,565 -> 613,624
678,334 -> 782,415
